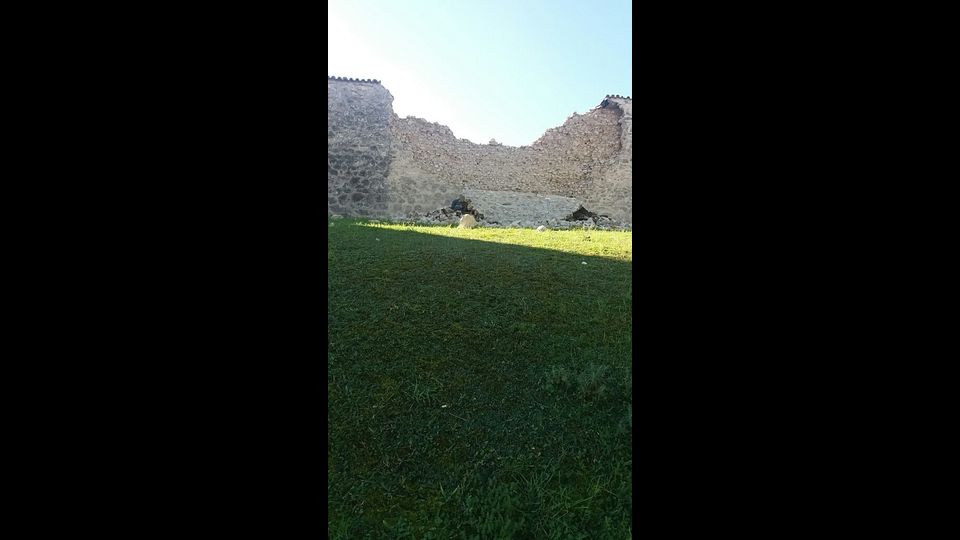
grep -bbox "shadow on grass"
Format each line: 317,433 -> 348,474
328,220 -> 632,539
357,221 -> 634,262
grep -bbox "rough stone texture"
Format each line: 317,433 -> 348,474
328,77 -> 632,222
384,139 -> 462,219
582,98 -> 632,221
388,106 -> 621,199
461,189 -> 581,225
327,78 -> 393,217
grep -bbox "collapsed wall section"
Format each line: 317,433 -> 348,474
387,106 -> 620,197
328,77 -> 632,223
384,104 -> 628,220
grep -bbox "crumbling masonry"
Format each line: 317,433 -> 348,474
328,76 -> 632,226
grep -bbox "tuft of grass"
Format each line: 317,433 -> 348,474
544,365 -> 574,392
577,363 -> 610,400
328,219 -> 632,538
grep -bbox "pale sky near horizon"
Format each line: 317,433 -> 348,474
328,0 -> 632,147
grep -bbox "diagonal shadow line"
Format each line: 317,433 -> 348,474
328,218 -> 632,365
340,220 -> 633,264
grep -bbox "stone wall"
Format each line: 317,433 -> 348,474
582,97 -> 632,221
328,77 -> 633,222
327,78 -> 393,217
461,189 -> 582,225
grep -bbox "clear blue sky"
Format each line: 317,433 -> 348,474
328,0 -> 632,147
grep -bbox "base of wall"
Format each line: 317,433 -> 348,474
461,189 -> 583,224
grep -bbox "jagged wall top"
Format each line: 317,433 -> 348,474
328,75 -> 381,84
328,77 -> 631,221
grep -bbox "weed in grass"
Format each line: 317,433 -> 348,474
406,375 -> 440,406
544,365 -> 574,392
545,363 -> 623,401
577,363 -> 610,400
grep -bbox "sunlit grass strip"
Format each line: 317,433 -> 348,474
351,220 -> 633,262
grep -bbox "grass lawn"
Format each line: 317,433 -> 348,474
328,219 -> 632,539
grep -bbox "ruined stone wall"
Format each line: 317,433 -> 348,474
582,97 -> 632,221
327,78 -> 393,217
388,106 -> 620,196
381,118 -> 464,217
328,77 -> 632,222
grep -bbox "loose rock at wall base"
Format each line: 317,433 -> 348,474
400,205 -> 631,230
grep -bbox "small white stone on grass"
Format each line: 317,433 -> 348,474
536,225 -> 546,232
458,214 -> 477,229
582,261 -> 588,265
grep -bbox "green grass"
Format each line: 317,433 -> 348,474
329,219 -> 632,539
